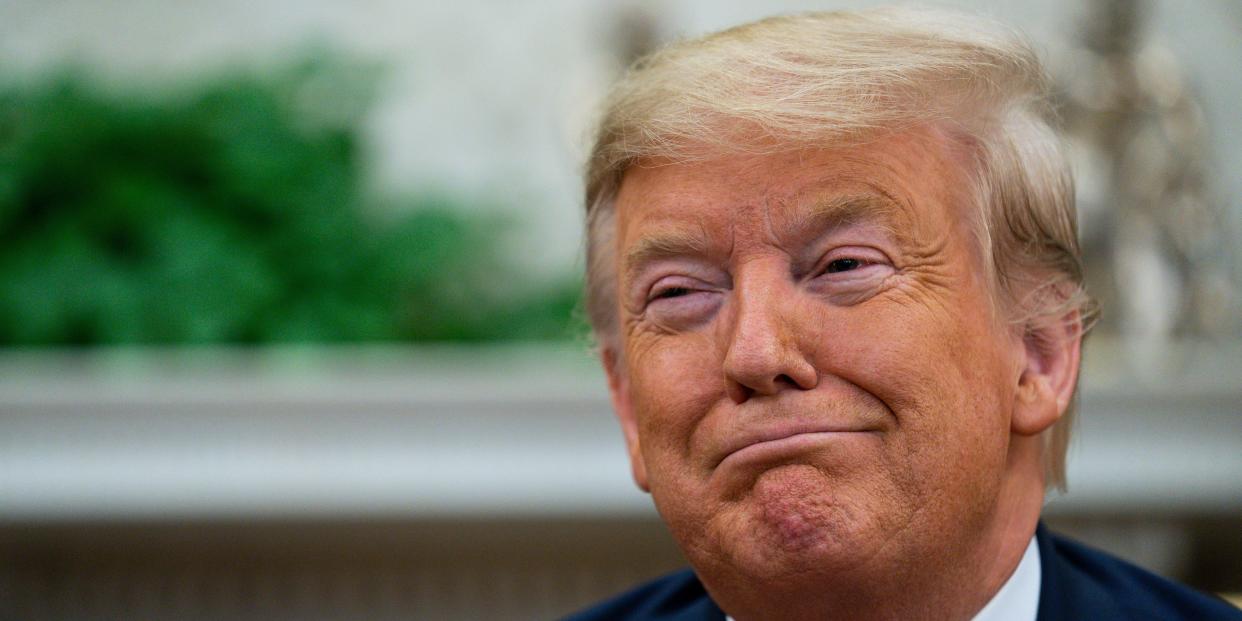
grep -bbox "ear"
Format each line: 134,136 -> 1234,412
1012,311 -> 1083,437
602,346 -> 650,492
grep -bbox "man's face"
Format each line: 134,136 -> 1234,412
606,129 -> 1030,582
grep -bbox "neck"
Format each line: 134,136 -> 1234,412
709,435 -> 1047,621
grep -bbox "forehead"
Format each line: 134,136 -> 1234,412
613,130 -> 970,255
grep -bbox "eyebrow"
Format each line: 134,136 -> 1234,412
783,194 -> 905,243
623,227 -> 711,286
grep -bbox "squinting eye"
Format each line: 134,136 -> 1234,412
643,279 -> 721,329
654,286 -> 692,300
825,258 -> 863,273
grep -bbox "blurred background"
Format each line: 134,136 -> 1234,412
0,0 -> 1239,619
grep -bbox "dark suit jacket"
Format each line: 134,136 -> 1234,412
562,523 -> 1242,620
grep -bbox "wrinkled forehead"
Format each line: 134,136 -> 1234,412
611,133 -> 970,256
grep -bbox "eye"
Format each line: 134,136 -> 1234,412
642,277 -> 723,329
814,246 -> 890,279
654,286 -> 693,300
825,257 -> 863,273
808,247 -> 895,305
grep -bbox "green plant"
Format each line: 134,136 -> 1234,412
0,58 -> 581,345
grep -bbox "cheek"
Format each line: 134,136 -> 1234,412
817,305 -> 1013,527
816,292 -> 1012,456
627,334 -> 722,467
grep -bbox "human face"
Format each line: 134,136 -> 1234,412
605,129 -> 1030,585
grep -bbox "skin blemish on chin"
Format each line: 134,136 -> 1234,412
752,466 -> 838,548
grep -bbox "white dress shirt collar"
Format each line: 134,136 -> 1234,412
971,534 -> 1042,621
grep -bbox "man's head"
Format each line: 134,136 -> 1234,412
586,8 -> 1092,486
583,8 -> 1091,619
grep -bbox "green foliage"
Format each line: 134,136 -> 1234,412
0,59 -> 582,345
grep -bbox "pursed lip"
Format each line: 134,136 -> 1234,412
713,422 -> 876,469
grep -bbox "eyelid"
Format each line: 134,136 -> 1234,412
645,275 -> 710,303
814,245 -> 892,274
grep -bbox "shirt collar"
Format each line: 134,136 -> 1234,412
971,534 -> 1042,621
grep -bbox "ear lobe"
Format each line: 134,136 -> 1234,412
602,346 -> 649,492
1013,372 -> 1059,436
1012,312 -> 1083,437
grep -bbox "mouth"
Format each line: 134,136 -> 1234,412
715,425 -> 877,470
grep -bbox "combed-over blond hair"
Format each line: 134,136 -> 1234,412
582,7 -> 1094,491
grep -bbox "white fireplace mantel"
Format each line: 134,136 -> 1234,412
1,339 -> 1239,522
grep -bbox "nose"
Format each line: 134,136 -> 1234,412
722,273 -> 819,404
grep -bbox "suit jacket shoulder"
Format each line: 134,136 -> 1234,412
561,525 -> 1241,620
1036,523 -> 1242,621
560,568 -> 723,621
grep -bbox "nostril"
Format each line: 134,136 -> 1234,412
727,381 -> 754,404
772,370 -> 818,392
728,374 -> 801,403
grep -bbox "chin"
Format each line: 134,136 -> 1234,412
690,464 -> 896,581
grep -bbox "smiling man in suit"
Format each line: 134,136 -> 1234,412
566,7 -> 1241,621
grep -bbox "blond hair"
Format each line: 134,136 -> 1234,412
583,8 -> 1093,490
